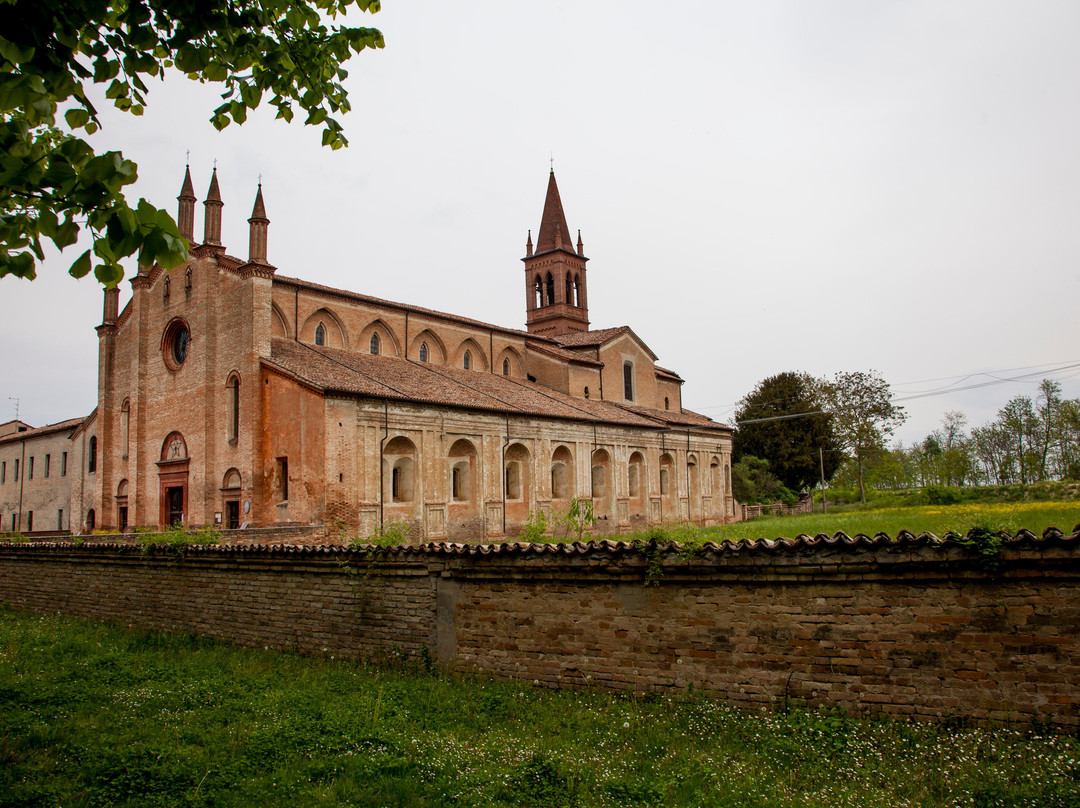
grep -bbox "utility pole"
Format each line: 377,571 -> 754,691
819,447 -> 827,515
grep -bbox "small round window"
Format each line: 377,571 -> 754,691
163,319 -> 191,370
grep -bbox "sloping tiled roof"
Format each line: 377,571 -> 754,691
0,416 -> 87,446
618,402 -> 729,431
266,339 -> 664,428
526,341 -> 603,367
274,275 -> 546,342
555,326 -> 630,348
11,526 -> 1079,557
655,366 -> 683,382
555,325 -> 660,361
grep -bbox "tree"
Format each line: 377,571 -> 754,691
733,371 -> 841,492
1036,379 -> 1062,480
997,395 -> 1038,485
0,0 -> 384,284
819,370 -> 907,503
730,456 -> 787,505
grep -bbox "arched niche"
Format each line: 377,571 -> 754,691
383,436 -> 420,526
628,451 -> 646,514
591,448 -> 613,519
687,453 -> 701,520
271,302 -> 291,339
448,438 -> 480,522
659,452 -> 674,501
550,444 -> 574,503
408,329 -> 446,364
359,318 -> 401,358
710,455 -> 723,519
504,442 -> 532,527
300,307 -> 347,348
452,338 -> 488,372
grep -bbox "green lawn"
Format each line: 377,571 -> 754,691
614,501 -> 1080,546
2,609 -> 1078,807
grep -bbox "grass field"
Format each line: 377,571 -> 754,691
2,608 -> 1079,807
612,501 -> 1080,547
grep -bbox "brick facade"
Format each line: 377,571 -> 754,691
2,530 -> 1078,727
8,168 -> 735,540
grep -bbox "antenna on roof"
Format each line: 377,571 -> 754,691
549,153 -> 554,173
8,397 -> 18,420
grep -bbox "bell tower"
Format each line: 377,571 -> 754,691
523,170 -> 589,336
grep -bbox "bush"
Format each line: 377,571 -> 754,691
517,509 -> 549,542
924,485 -> 962,505
355,520 -> 411,547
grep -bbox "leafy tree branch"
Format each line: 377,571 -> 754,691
0,0 -> 383,284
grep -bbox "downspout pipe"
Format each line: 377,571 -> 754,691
659,431 -> 665,522
379,399 -> 389,531
17,438 -> 25,532
501,413 -> 510,536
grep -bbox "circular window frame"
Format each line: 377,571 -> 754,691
162,318 -> 191,371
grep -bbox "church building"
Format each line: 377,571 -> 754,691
1,169 -> 734,540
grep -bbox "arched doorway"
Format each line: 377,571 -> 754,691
115,479 -> 129,532
222,468 -> 242,529
157,432 -> 190,527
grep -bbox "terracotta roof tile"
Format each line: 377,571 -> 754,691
0,416 -> 87,446
654,366 -> 683,381
554,326 -> 629,347
9,525 -> 1078,556
618,402 -> 730,431
266,339 -> 662,427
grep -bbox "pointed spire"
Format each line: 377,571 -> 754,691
535,169 -> 573,254
179,165 -> 195,199
248,182 -> 269,264
249,182 -> 267,222
202,168 -> 223,246
206,167 -> 221,202
177,164 -> 196,242
576,229 -> 584,256
525,229 -> 533,257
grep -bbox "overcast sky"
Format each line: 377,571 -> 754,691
4,0 -> 1079,446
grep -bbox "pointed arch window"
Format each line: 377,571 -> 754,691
573,274 -> 581,307
315,323 -> 326,346
565,273 -> 572,305
419,342 -> 428,362
370,333 -> 380,355
623,361 -> 634,401
120,399 -> 130,457
88,435 -> 97,473
463,350 -> 471,370
502,358 -> 510,376
227,374 -> 240,442
545,272 -> 555,307
534,275 -> 544,308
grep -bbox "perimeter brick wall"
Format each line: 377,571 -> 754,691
1,534 -> 1078,728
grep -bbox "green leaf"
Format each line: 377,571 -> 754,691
94,262 -> 124,287
69,249 -> 92,278
64,108 -> 90,129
